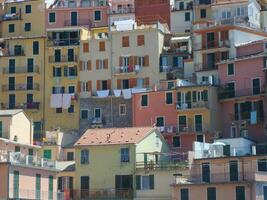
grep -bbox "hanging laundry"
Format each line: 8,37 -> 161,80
131,88 -> 147,94
113,89 -> 121,97
62,94 -> 72,109
96,90 -> 110,98
250,111 -> 257,125
50,94 -> 63,108
122,89 -> 132,99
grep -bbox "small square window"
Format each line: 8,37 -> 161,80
173,136 -> 180,147
137,35 -> 145,46
166,92 -> 173,104
119,104 -> 126,116
120,148 -> 130,162
94,10 -> 101,21
156,117 -> 164,127
9,24 -> 15,33
81,110 -> 89,119
68,86 -> 75,94
200,9 -> 206,18
11,6 -> 16,14
49,12 -> 56,23
197,134 -> 204,142
227,63 -> 234,75
67,152 -> 74,161
25,5 -> 31,14
68,105 -> 74,113
56,108 -> 62,113
122,36 -> 129,47
24,23 -> 31,32
185,12 -> 190,21
141,95 -> 148,107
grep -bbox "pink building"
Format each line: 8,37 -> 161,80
217,40 -> 267,142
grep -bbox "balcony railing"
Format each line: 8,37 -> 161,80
136,160 -> 188,170
177,124 -> 209,133
109,7 -> 135,14
91,117 -> 104,125
194,0 -> 214,6
1,102 -> 40,110
48,55 -> 78,63
47,39 -> 80,47
176,101 -> 209,110
3,66 -> 39,74
72,189 -> 133,199
113,65 -> 140,75
195,63 -> 217,72
2,83 -> 40,91
64,19 -> 91,28
0,49 -> 25,57
218,87 -> 265,100
1,13 -> 22,21
194,40 -> 230,51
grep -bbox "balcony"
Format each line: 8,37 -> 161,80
48,55 -> 78,63
136,160 -> 188,171
1,13 -> 22,21
64,19 -> 91,28
177,124 -> 209,133
47,38 -> 80,47
0,48 -> 25,57
176,101 -> 209,111
194,40 -> 230,51
160,65 -> 173,73
72,189 -> 133,199
109,7 -> 135,14
2,66 -> 39,74
113,65 -> 140,76
1,102 -> 40,110
172,2 -> 193,11
195,63 -> 217,72
218,87 -> 265,101
2,83 -> 40,91
91,117 -> 105,128
194,0 -> 214,6
0,152 -> 57,170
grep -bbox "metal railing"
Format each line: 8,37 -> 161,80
195,63 -> 217,72
72,189 -> 133,199
47,38 -> 80,47
1,13 -> 22,21
64,19 -> 91,28
136,161 -> 188,170
176,101 -> 209,110
177,124 -> 209,133
2,83 -> 40,91
194,40 -> 230,51
218,87 -> 265,100
114,65 -> 141,74
3,66 -> 39,74
1,102 -> 40,110
48,55 -> 78,63
109,7 -> 135,14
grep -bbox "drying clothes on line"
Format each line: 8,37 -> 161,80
50,94 -> 62,108
62,94 -> 72,109
131,88 -> 147,94
250,111 -> 257,125
96,90 -> 110,98
113,89 -> 122,97
122,89 -> 132,99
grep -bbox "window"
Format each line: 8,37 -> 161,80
119,104 -> 126,116
166,92 -> 173,104
197,134 -> 204,142
80,149 -> 89,164
178,116 -> 187,132
156,116 -> 164,127
200,9 -> 206,18
122,79 -> 129,89
137,35 -> 145,46
202,163 -> 210,183
121,148 -> 130,162
49,12 -> 56,23
141,94 -> 148,107
28,148 -> 33,156
13,171 -> 19,199
49,176 -> 53,200
27,58 -> 34,72
83,43 -> 89,52
68,105 -> 74,113
137,56 -> 145,67
33,41 -> 39,55
180,188 -> 189,200
67,152 -> 74,161
44,149 -> 52,159
227,63 -> 234,75
99,41 -> 105,51
195,115 -> 203,132
207,187 -> 216,200
9,24 -> 15,33
227,82 -> 235,98
136,175 -> 154,190
80,176 -> 89,190
173,136 -> 180,147
24,23 -> 31,31
122,36 -> 129,47
35,174 -> 41,200
236,186 -> 245,200
56,108 -> 62,113
81,82 -> 89,92
15,146 -> 20,152
25,5 -> 31,13
252,78 -> 260,95
94,10 -> 101,21
229,160 -> 238,181
53,67 -> 61,77
52,86 -> 63,94
258,159 -> 267,171
185,12 -> 190,21
81,110 -> 89,119
11,6 -> 16,14
68,86 -> 75,94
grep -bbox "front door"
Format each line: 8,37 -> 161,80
71,12 -> 77,26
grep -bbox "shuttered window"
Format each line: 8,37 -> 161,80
136,175 -> 154,190
122,36 -> 129,47
180,188 -> 189,200
207,187 -> 216,200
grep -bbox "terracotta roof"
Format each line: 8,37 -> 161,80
74,127 -> 156,146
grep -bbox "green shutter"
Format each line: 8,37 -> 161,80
149,175 -> 154,189
136,175 -> 141,190
13,171 -> 19,199
36,174 -> 41,199
49,176 -> 53,200
44,150 -> 52,159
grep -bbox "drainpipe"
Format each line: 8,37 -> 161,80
43,36 -> 47,138
7,163 -> 10,199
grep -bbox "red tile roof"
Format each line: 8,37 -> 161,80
74,127 -> 156,146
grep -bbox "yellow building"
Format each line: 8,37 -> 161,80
44,27 -> 90,131
0,0 -> 46,141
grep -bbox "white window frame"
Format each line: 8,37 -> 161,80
81,82 -> 88,92
94,108 -> 101,118
48,12 -> 56,24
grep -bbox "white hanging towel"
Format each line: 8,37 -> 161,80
131,88 -> 147,94
250,111 -> 257,125
50,94 -> 63,108
113,89 -> 121,97
62,94 -> 72,109
122,89 -> 132,99
96,90 -> 109,98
